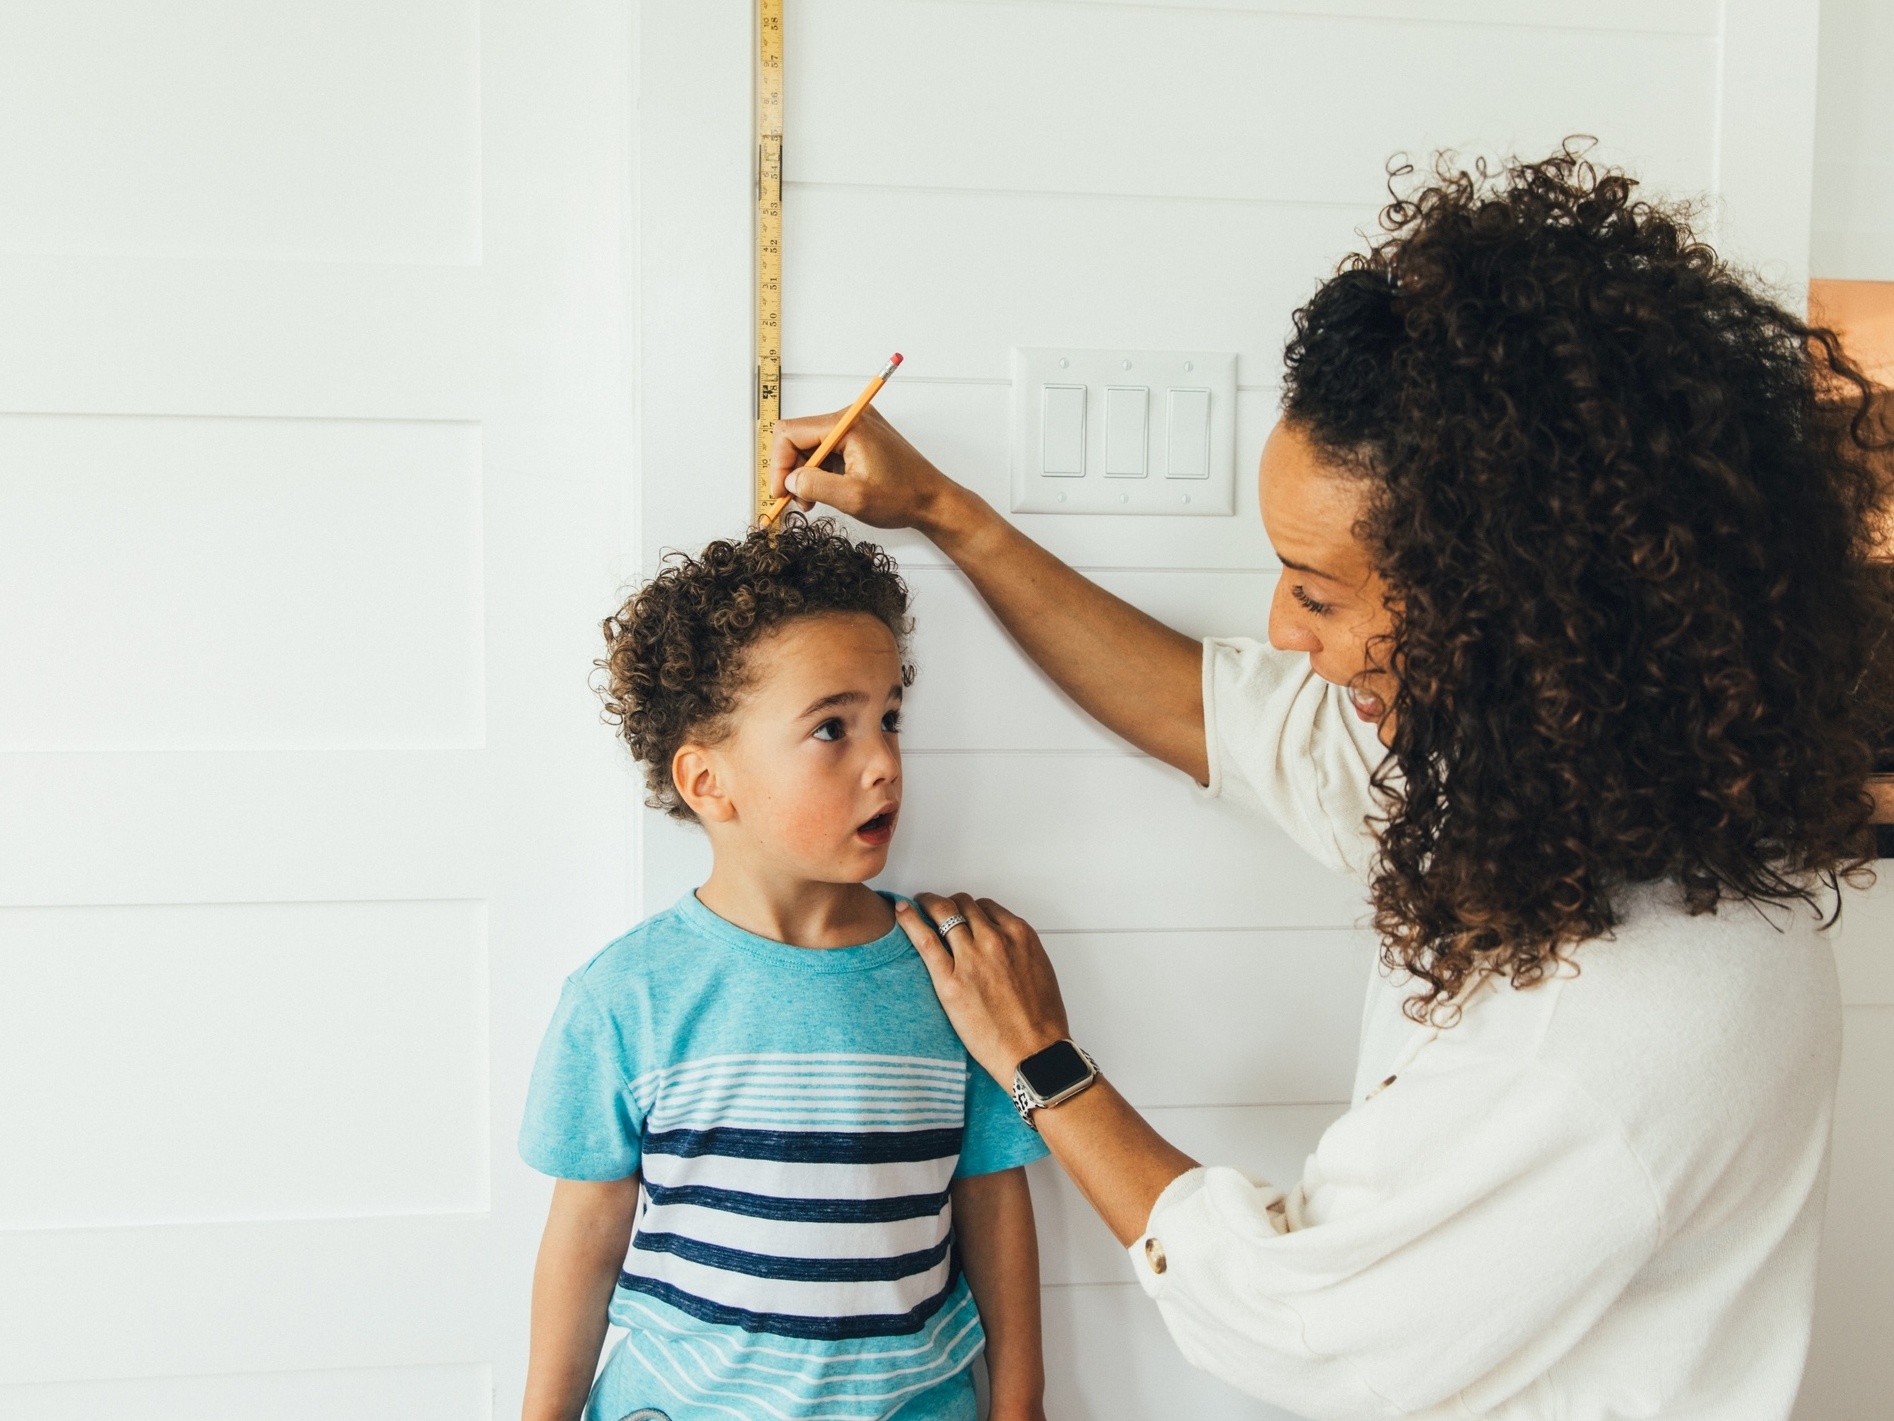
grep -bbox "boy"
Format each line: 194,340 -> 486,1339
519,518 -> 1049,1421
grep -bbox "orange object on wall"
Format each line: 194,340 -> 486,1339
1810,278 -> 1894,388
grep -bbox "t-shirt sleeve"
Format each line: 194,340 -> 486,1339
954,1059 -> 1050,1177
1200,636 -> 1391,881
518,975 -> 644,1181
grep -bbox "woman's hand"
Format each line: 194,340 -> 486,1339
896,892 -> 1072,1086
767,406 -> 970,537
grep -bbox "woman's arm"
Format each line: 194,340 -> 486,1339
950,1167 -> 1046,1421
769,410 -> 1208,782
522,1176 -> 640,1421
898,895 -> 1199,1245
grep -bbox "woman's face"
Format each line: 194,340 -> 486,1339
1258,420 -> 1400,744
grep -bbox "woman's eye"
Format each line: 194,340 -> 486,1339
881,710 -> 902,733
1290,583 -> 1333,616
812,718 -> 844,742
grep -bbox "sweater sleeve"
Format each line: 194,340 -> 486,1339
1200,637 -> 1391,881
1128,1060 -> 1663,1419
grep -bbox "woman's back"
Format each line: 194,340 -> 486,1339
1334,882 -> 1843,1417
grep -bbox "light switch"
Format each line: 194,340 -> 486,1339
1041,384 -> 1086,476
1011,348 -> 1236,516
1165,388 -> 1211,479
1104,386 -> 1149,477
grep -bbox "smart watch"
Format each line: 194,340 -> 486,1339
1009,1040 -> 1100,1129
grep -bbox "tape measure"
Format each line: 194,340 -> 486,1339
754,0 -> 785,515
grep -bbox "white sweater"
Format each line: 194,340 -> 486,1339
1128,638 -> 1843,1420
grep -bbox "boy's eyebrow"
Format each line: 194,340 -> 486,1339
798,684 -> 904,718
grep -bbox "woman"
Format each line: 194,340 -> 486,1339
769,153 -> 1892,1419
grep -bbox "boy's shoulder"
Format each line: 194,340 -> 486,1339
566,901 -> 703,991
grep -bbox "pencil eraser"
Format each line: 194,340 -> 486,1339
889,353 -> 904,366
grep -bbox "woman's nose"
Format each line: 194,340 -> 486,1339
1269,586 -> 1322,654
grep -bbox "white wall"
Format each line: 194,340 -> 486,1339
0,2 -> 636,1417
1811,0 -> 1894,281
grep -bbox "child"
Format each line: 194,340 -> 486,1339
519,518 -> 1049,1421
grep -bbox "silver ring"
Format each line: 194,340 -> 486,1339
935,913 -> 969,937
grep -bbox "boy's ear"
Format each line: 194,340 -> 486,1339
672,742 -> 736,824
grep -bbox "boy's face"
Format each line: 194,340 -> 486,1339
678,611 -> 905,884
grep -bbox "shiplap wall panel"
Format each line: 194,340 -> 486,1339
1811,0 -> 1894,279
1046,931 -> 1375,1106
0,1215 -> 490,1387
1792,1005 -> 1894,1420
0,415 -> 482,751
1044,1284 -> 1304,1421
886,754 -> 1369,930
0,258 -> 482,420
1831,876 -> 1894,1006
0,0 -> 480,265
904,568 -> 1275,752
1034,1102 -> 1348,1287
787,1 -> 1718,204
0,1363 -> 492,1421
0,753 -> 485,906
1062,0 -> 1716,29
0,900 -> 487,1229
783,185 -> 1374,384
781,375 -> 1280,571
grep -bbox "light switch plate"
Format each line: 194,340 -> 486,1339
1010,348 -> 1237,515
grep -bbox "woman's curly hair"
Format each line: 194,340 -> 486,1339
1283,145 -> 1894,1023
597,516 -> 912,819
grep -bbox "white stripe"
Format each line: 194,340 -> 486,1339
646,1107 -> 963,1133
639,1151 -> 955,1200
638,1200 -> 947,1260
630,1054 -> 965,1105
623,1244 -> 953,1322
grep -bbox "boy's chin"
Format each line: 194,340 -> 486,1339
826,842 -> 893,885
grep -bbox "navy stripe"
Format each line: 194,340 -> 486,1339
617,1265 -> 962,1340
633,1229 -> 952,1283
643,1125 -> 962,1164
642,1180 -> 952,1223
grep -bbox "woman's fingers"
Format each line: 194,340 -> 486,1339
901,890 -> 1072,1083
765,406 -> 950,530
894,899 -> 956,985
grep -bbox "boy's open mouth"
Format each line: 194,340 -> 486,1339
856,809 -> 897,845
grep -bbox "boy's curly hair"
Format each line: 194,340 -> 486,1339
1283,144 -> 1894,1023
597,515 -> 913,819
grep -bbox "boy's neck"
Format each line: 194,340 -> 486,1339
695,856 -> 895,950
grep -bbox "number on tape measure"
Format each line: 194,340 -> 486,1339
755,0 -> 786,514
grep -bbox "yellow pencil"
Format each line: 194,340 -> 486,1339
759,353 -> 903,527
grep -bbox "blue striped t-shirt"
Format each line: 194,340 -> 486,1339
519,892 -> 1048,1421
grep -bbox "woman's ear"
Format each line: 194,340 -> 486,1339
672,742 -> 736,824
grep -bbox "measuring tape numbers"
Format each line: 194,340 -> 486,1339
755,0 -> 785,516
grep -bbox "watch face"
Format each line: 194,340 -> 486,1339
1018,1040 -> 1090,1098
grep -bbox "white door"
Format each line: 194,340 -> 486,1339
0,3 -> 635,1415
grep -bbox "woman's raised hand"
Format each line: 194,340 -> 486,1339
896,893 -> 1072,1087
767,406 -> 961,533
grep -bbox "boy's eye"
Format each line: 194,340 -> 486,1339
881,709 -> 902,733
1290,583 -> 1333,616
812,717 -> 844,742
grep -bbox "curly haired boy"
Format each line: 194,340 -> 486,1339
518,518 -> 1048,1421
